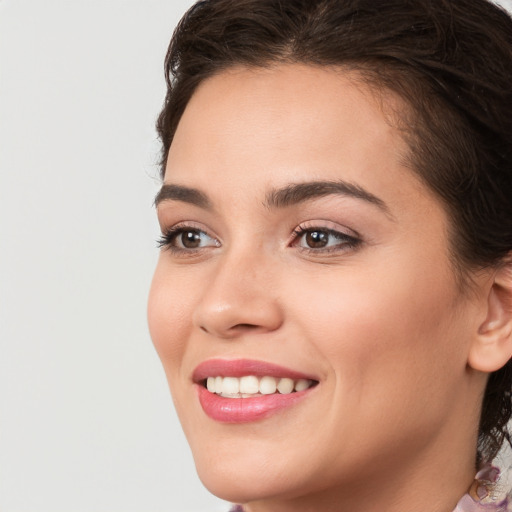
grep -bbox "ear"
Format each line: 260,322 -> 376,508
468,258 -> 512,373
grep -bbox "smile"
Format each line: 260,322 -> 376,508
193,359 -> 319,423
205,375 -> 314,397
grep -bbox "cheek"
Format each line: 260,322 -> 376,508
147,262 -> 193,376
289,257 -> 468,420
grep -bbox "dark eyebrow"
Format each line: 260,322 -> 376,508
265,180 -> 391,215
154,184 -> 212,210
155,180 -> 391,216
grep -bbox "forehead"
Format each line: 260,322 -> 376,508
166,65 -> 414,193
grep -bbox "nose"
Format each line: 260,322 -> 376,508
192,251 -> 283,339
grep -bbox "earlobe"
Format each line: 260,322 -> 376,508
468,259 -> 512,373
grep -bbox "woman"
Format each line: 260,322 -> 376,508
147,0 -> 512,510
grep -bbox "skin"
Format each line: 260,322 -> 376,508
148,64 -> 494,512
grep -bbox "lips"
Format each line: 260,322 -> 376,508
193,359 -> 318,423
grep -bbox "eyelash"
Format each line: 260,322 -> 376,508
157,224 -> 361,255
290,226 -> 361,254
157,224 -> 218,254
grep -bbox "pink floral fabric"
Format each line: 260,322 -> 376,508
453,466 -> 511,512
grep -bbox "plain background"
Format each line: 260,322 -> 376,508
0,1 -> 227,511
1,1 -> 512,511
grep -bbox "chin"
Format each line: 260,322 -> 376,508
198,469 -> 272,504
197,465 -> 311,506
190,440 -> 308,504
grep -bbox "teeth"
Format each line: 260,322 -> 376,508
222,377 -> 239,395
295,379 -> 310,392
240,375 -> 259,394
215,376 -> 223,394
260,376 -> 277,395
277,377 -> 294,394
205,375 -> 314,397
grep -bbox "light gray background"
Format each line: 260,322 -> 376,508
1,1 -> 511,512
0,1 -> 226,511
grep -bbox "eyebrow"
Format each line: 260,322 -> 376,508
265,180 -> 391,214
154,184 -> 212,209
155,179 -> 390,216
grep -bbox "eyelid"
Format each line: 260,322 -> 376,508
289,220 -> 362,253
157,221 -> 220,254
291,220 -> 359,240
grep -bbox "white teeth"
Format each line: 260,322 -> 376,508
260,376 -> 277,395
205,375 -> 314,397
294,379 -> 310,392
277,377 -> 294,394
214,376 -> 223,394
240,375 -> 259,394
222,377 -> 240,395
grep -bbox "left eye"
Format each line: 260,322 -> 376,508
158,228 -> 219,251
294,228 -> 359,251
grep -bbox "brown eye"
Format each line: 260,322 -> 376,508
180,230 -> 202,249
305,230 -> 329,248
293,227 -> 361,253
174,229 -> 219,250
158,227 -> 220,252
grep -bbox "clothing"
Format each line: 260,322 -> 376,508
453,466 -> 511,512
229,465 -> 512,512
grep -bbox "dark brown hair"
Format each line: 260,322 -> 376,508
156,0 -> 512,463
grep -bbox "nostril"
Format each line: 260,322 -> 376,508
199,322 -> 264,337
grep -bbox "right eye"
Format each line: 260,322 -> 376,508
157,226 -> 220,252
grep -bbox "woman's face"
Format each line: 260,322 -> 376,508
148,65 -> 483,506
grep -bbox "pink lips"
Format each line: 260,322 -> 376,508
193,359 -> 317,423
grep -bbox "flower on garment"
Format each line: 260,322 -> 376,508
453,466 -> 512,512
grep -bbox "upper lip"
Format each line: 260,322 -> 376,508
192,358 -> 318,383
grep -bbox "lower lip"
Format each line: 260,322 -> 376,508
197,385 -> 313,423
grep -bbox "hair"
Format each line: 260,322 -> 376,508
156,0 -> 512,463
